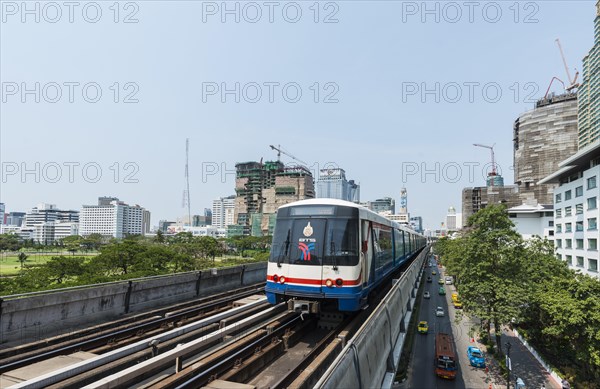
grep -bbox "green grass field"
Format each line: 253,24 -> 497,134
0,252 -> 98,276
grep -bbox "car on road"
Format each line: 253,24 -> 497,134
467,346 -> 486,368
427,276 -> 432,283
435,306 -> 445,317
451,292 -> 458,302
438,278 -> 445,285
432,270 -> 437,275
417,321 -> 429,334
453,300 -> 463,309
424,291 -> 431,299
439,287 -> 446,295
445,276 -> 453,285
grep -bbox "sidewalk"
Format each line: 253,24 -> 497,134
480,326 -> 561,389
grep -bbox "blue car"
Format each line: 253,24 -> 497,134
467,346 -> 486,368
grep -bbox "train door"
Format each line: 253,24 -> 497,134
361,219 -> 373,286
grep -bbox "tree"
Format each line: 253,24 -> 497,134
43,256 -> 85,283
61,235 -> 83,255
0,233 -> 21,251
18,252 -> 28,270
454,204 -> 528,354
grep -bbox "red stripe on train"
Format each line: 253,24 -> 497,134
267,271 -> 362,286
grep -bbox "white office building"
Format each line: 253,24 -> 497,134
212,196 -> 236,229
507,204 -> 554,241
540,141 -> 600,278
80,197 -> 151,238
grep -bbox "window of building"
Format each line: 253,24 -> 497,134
576,204 -> 583,214
588,197 -> 597,210
576,186 -> 583,197
549,220 -> 554,227
589,218 -> 598,230
565,223 -> 572,233
566,239 -> 572,248
588,176 -> 597,190
556,209 -> 562,218
556,239 -> 562,248
565,190 -> 572,200
589,259 -> 598,272
577,256 -> 584,267
555,193 -> 562,203
549,230 -> 554,236
556,224 -> 562,233
576,221 -> 584,232
576,239 -> 584,249
556,253 -> 562,260
565,206 -> 572,217
589,239 -> 598,250
565,255 -> 572,265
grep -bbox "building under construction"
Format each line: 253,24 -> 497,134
232,161 -> 315,236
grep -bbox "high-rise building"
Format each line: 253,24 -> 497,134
23,203 -> 79,227
578,2 -> 600,149
446,207 -> 459,231
410,216 -> 423,233
539,141 -> 600,278
316,168 -> 360,202
234,161 -> 314,236
514,93 -> 579,205
79,197 -> 151,238
6,212 -> 25,227
212,196 -> 236,229
461,186 -> 521,227
368,197 -> 395,215
0,203 -> 5,224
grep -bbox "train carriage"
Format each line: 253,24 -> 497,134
266,199 -> 426,312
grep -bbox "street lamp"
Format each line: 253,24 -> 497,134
506,341 -> 512,389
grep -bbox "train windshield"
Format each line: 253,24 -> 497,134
270,218 -> 358,266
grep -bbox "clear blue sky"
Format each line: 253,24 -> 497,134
0,1 -> 595,229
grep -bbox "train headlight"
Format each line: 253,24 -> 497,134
335,278 -> 343,287
279,276 -> 286,284
325,279 -> 333,287
273,275 -> 279,282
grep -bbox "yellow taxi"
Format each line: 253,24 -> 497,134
417,321 -> 429,334
453,300 -> 463,309
451,292 -> 459,302
438,278 -> 444,285
432,270 -> 437,275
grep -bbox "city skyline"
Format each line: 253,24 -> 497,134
1,2 -> 595,231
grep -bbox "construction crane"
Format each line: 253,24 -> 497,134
473,143 -> 498,185
269,144 -> 307,165
556,38 -> 579,91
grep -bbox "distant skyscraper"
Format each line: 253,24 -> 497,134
446,207 -> 463,231
409,216 -> 423,233
6,212 -> 25,227
578,1 -> 600,148
368,197 -> 395,214
399,188 -> 408,213
80,197 -> 150,238
317,168 -> 360,202
0,203 -> 5,224
212,195 -> 236,229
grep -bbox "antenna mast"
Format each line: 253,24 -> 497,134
182,138 -> 192,226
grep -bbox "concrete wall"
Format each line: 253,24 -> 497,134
316,247 -> 429,389
0,263 -> 267,345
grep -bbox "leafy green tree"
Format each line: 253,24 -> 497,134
18,252 -> 29,270
454,204 -> 528,354
89,238 -> 145,275
43,256 -> 86,283
61,235 -> 83,255
0,233 -> 21,251
153,230 -> 165,243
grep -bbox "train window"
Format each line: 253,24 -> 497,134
373,224 -> 393,270
269,218 -> 326,266
324,219 -> 359,266
394,229 -> 405,259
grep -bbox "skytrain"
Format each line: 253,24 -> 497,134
265,199 -> 426,312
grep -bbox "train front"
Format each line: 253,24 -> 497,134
265,200 -> 363,313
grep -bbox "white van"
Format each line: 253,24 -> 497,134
445,276 -> 453,285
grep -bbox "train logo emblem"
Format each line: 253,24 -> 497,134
298,242 -> 315,261
303,222 -> 313,237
